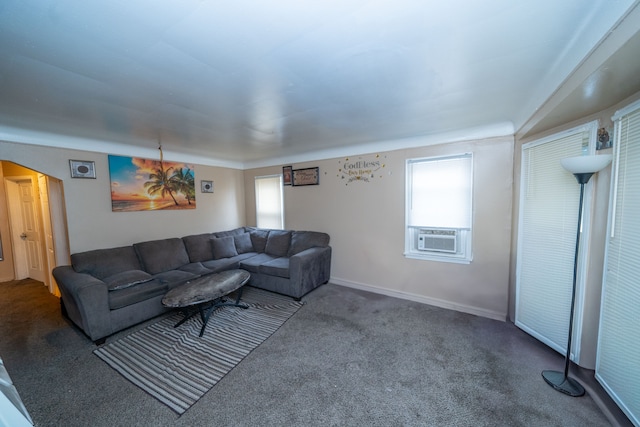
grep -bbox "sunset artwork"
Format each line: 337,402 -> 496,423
108,155 -> 196,212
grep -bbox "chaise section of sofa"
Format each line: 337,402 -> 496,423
241,228 -> 331,299
53,227 -> 331,343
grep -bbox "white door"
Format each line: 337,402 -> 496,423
5,180 -> 28,279
6,178 -> 45,282
37,174 -> 69,295
38,174 -> 57,293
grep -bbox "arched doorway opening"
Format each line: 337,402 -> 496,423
1,161 -> 69,296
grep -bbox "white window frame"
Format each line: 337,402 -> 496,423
255,174 -> 284,229
404,153 -> 473,264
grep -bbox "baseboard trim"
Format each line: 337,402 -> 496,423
574,366 -> 634,427
330,276 -> 507,322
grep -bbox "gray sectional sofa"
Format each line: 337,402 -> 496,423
52,227 -> 331,343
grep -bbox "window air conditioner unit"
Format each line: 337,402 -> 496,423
418,229 -> 457,253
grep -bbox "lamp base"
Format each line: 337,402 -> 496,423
542,370 -> 585,397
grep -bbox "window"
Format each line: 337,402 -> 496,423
255,175 -> 283,229
405,153 -> 473,263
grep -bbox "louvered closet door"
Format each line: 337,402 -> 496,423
515,125 -> 593,357
596,102 -> 640,426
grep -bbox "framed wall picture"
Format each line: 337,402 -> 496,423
282,166 -> 293,186
292,167 -> 320,186
108,155 -> 196,211
201,180 -> 214,193
69,160 -> 96,179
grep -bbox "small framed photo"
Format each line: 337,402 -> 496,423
201,180 -> 214,193
69,160 -> 96,179
292,167 -> 320,186
283,166 -> 293,186
597,127 -> 613,150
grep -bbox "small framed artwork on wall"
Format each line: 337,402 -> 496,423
283,166 -> 292,185
292,167 -> 320,186
201,180 -> 214,193
69,160 -> 96,179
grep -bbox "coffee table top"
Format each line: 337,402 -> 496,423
162,269 -> 250,308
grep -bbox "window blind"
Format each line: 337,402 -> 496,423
407,154 -> 472,229
515,126 -> 591,357
255,175 -> 283,229
596,102 -> 640,426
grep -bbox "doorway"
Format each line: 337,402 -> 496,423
2,162 -> 69,296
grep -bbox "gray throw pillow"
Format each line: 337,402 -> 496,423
211,236 -> 238,259
234,233 -> 254,254
249,229 -> 270,253
103,270 -> 153,291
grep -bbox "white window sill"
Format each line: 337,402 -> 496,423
404,252 -> 472,265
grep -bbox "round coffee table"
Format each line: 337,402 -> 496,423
162,269 -> 250,337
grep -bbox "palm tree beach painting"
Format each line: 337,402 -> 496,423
108,155 -> 196,212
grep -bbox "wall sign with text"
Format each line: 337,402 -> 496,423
292,167 -> 320,186
337,154 -> 387,185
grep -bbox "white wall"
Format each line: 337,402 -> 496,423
2,134 -> 515,320
0,140 -> 246,257
246,136 -> 515,320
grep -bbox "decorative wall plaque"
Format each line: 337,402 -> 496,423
337,154 -> 386,185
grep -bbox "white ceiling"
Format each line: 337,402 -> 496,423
1,0 -> 639,168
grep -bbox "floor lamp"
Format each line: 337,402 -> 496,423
542,154 -> 612,397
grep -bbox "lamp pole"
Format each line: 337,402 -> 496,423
542,154 -> 612,397
541,173 -> 592,396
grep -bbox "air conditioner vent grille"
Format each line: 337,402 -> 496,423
418,229 -> 457,253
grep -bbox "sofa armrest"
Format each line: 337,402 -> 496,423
52,266 -> 112,341
289,246 -> 332,296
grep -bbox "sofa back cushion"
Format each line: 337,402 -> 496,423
134,238 -> 190,275
182,233 -> 214,262
214,227 -> 246,238
265,230 -> 292,257
288,231 -> 330,256
71,246 -> 142,279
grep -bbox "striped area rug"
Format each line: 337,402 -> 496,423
94,286 -> 303,414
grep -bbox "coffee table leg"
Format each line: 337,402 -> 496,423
197,293 -> 249,336
174,308 -> 196,328
234,287 -> 250,309
200,303 -> 215,337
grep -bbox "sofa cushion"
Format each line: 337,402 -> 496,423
182,233 -> 214,262
134,238 -> 190,275
258,257 -> 290,279
234,233 -> 253,254
202,253 -> 257,273
108,279 -> 167,310
239,253 -> 278,273
178,262 -> 213,276
152,270 -> 197,286
265,230 -> 292,257
103,270 -> 153,291
71,246 -> 142,280
288,231 -> 330,256
212,236 -> 238,259
247,228 -> 269,253
214,227 -> 246,238
202,257 -> 241,273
